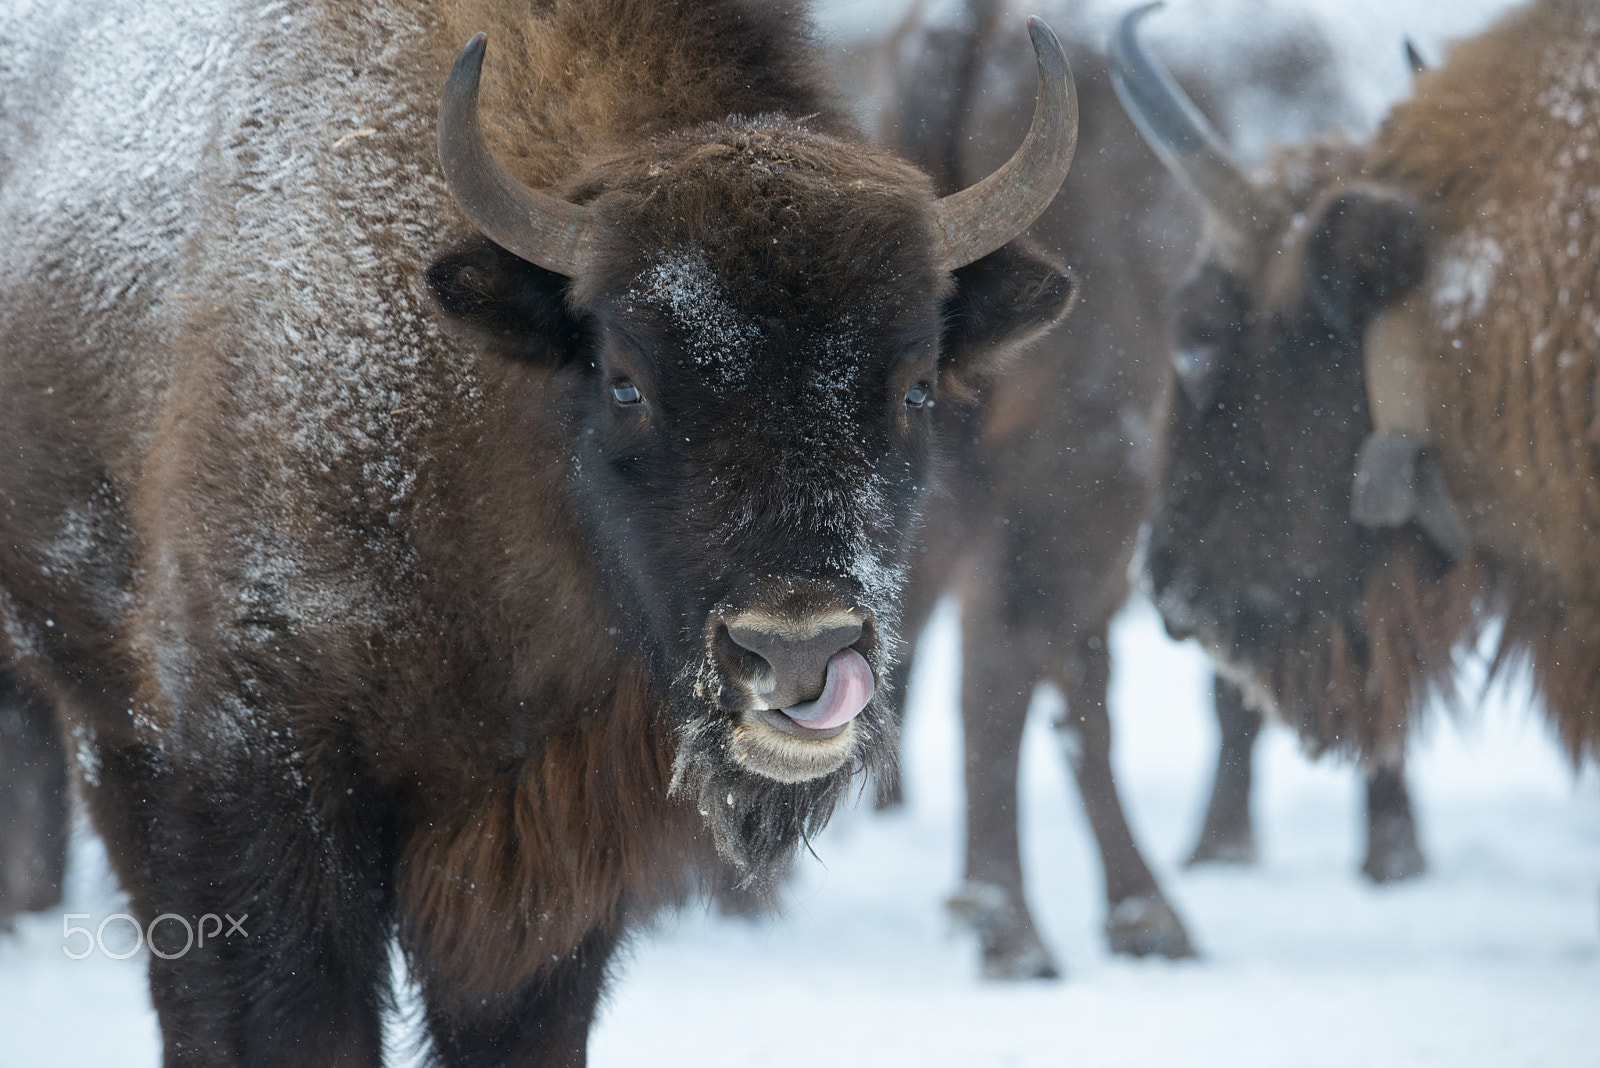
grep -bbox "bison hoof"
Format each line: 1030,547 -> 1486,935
946,881 -> 1061,981
1105,895 -> 1197,959
1362,839 -> 1427,884
1186,833 -> 1258,867
981,938 -> 1060,981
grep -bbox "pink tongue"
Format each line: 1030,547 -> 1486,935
781,649 -> 875,731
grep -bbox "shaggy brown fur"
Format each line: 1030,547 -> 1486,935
1369,0 -> 1600,763
396,665 -> 690,1008
1139,0 -> 1600,776
0,0 -> 1076,1061
443,0 -> 836,190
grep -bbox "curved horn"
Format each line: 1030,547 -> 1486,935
932,17 -> 1079,271
1108,3 -> 1269,250
1404,38 -> 1428,76
438,34 -> 596,277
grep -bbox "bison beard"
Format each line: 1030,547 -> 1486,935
668,673 -> 896,885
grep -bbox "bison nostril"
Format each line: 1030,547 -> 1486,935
724,616 -> 864,708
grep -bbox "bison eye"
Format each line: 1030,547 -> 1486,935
905,382 -> 933,408
612,380 -> 643,406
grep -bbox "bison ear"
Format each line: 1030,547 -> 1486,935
427,237 -> 591,365
1303,187 -> 1427,341
938,241 -> 1076,401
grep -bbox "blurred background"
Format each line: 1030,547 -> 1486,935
2,1 -> 1597,1065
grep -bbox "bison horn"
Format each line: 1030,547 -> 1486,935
438,34 -> 597,277
931,17 -> 1079,271
1108,4 -> 1271,253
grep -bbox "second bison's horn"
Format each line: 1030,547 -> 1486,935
438,34 -> 597,277
1108,3 -> 1270,252
931,17 -> 1080,271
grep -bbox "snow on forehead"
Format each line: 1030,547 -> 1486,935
628,251 -> 869,398
630,252 -> 760,387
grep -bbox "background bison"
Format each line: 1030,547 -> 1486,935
868,0 -> 1419,980
1118,0 -> 1600,809
0,0 -> 1079,1060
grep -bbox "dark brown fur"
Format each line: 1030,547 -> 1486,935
0,0 -> 1074,1061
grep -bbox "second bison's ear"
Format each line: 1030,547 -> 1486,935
1303,187 -> 1427,341
938,241 -> 1076,401
427,237 -> 592,365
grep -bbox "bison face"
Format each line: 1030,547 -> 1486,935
567,199 -> 945,794
428,33 -> 1076,873
1112,6 -> 1428,717
1144,188 -> 1427,709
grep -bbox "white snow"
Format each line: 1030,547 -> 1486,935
1,599 -> 1595,1065
632,253 -> 764,388
1433,232 -> 1506,333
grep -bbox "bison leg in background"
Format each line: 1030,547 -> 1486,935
949,585 -> 1195,976
0,670 -> 68,927
1186,675 -> 1261,865
947,590 -> 1059,979
874,552 -> 944,812
423,926 -> 618,1068
1362,753 -> 1426,883
1052,628 -> 1196,960
1184,677 -> 1426,881
873,651 -> 915,811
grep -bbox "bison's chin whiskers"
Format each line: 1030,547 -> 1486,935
668,690 -> 895,887
729,713 -> 858,784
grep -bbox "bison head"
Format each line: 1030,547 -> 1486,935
426,25 -> 1077,875
1111,6 -> 1436,735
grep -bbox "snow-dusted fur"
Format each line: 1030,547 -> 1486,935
0,0 -> 1074,1060
1143,0 -> 1600,768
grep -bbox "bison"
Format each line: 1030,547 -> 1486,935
870,0 -> 1386,977
0,0 -> 1081,1061
1113,0 -> 1600,827
873,0 -> 1200,977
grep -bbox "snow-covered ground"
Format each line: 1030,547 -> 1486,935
588,600 -> 1600,1067
3,600 -> 1597,1066
5,0 -> 1598,1064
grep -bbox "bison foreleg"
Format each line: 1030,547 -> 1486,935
1361,754 -> 1426,884
1185,674 -> 1262,866
105,745 -> 395,1067
0,670 -> 68,926
421,924 -> 619,1068
1052,628 -> 1196,960
948,599 -> 1058,980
